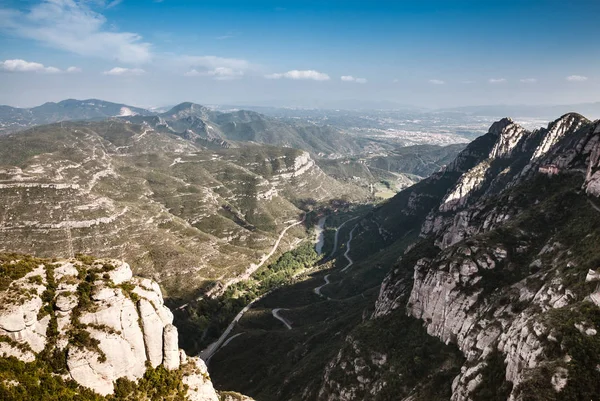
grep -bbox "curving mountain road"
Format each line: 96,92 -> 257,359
272,308 -> 293,330
177,215 -> 305,311
329,216 -> 359,258
341,225 -> 358,272
313,274 -> 331,296
199,298 -> 260,363
207,214 -> 307,297
198,215 -> 305,362
314,223 -> 358,298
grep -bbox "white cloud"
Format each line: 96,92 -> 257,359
66,66 -> 82,73
103,67 -> 145,76
185,67 -> 243,80
179,55 -> 249,80
392,78 -> 399,83
489,78 -> 507,84
0,59 -> 68,73
266,70 -> 330,81
341,75 -> 367,83
566,75 -> 588,82
520,78 -> 537,83
105,0 -> 123,9
0,0 -> 152,64
429,79 -> 445,85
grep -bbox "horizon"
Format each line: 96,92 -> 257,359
1,0 -> 599,109
3,98 -> 600,122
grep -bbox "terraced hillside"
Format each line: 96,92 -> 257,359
0,120 -> 367,301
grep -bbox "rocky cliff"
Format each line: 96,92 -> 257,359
319,114 -> 600,401
0,254 -> 252,400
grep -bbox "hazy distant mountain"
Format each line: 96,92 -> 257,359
0,99 -> 154,134
126,102 -> 372,156
439,102 -> 600,119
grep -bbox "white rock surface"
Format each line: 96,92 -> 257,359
0,257 -> 239,400
183,357 -> 220,401
139,298 -> 165,368
106,260 -> 133,284
163,324 -> 180,371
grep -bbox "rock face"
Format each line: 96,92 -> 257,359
322,114 -> 600,401
0,255 -> 248,400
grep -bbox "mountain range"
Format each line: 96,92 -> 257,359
0,99 -> 153,134
205,112 -> 600,401
1,97 -> 599,401
0,99 -> 374,157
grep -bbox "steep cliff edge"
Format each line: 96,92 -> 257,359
319,115 -> 600,401
0,254 -> 252,400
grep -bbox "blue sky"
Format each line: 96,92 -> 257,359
0,0 -> 599,108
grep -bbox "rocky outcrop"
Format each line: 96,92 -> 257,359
0,263 -> 49,359
353,115 -> 600,400
424,115 -> 598,251
0,255 -> 248,400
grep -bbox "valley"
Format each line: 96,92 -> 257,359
188,112 -> 600,401
2,1 -> 600,400
1,100 -> 600,401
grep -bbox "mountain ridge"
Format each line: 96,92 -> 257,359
204,112 -> 600,401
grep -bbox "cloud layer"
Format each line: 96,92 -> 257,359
566,75 -> 588,82
0,0 -> 152,64
489,78 -> 507,84
181,56 -> 249,80
341,75 -> 367,83
103,67 -> 145,76
266,70 -> 330,81
429,79 -> 445,85
0,59 -> 80,73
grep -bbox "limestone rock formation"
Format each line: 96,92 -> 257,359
0,255 -> 251,400
321,114 -> 600,401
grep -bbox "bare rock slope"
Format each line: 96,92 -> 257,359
319,114 -> 600,401
0,254 -> 252,400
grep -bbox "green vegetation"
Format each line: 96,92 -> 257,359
0,255 -> 206,400
0,356 -> 192,401
0,255 -> 41,291
0,357 -> 105,401
177,241 -> 321,354
337,310 -> 463,401
471,351 -> 513,401
112,364 -> 188,400
516,302 -> 600,401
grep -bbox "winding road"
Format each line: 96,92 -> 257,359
313,274 -> 331,296
207,214 -> 307,297
177,215 -> 305,311
203,214 -> 361,362
197,215 -> 305,362
199,298 -> 260,363
314,223 -> 359,297
272,308 -> 293,330
341,225 -> 357,273
329,216 -> 359,258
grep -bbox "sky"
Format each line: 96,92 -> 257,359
0,0 -> 599,109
